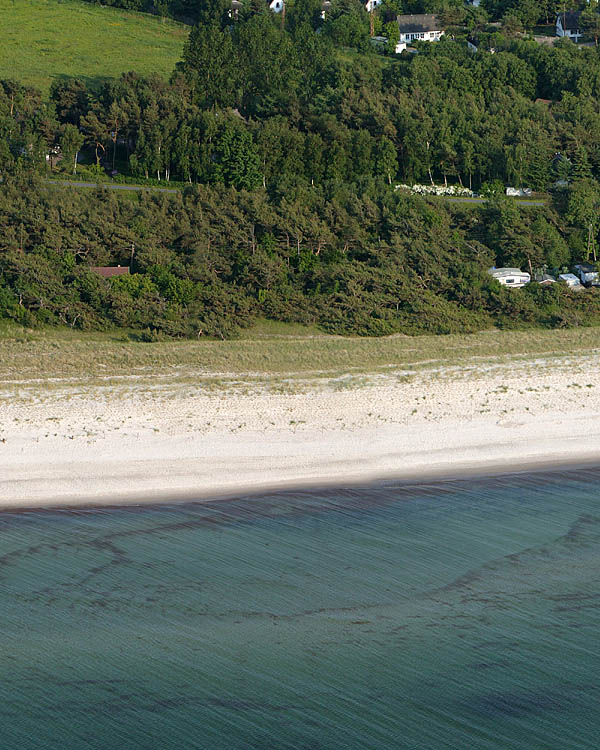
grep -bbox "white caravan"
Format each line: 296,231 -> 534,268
488,267 -> 531,288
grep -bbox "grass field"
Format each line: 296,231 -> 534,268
2,319 -> 600,389
0,0 -> 187,92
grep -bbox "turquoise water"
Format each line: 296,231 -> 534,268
2,470 -> 600,749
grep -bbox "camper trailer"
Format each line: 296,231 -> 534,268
574,263 -> 600,287
488,267 -> 530,288
559,273 -> 583,289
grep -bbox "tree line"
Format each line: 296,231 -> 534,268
2,173 -> 600,338
5,5 -> 600,193
80,0 -> 596,27
3,0 -> 600,338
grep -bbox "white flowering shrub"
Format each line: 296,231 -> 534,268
395,184 -> 475,197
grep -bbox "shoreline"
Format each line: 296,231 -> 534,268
2,456 -> 600,514
3,351 -> 600,511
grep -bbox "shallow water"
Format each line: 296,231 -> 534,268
2,469 -> 600,749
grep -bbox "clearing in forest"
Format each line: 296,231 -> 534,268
0,0 -> 187,93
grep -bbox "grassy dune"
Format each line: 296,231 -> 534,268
1,320 -> 600,388
0,0 -> 187,92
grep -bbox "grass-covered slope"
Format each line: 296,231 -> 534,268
2,319 -> 599,385
0,0 -> 187,92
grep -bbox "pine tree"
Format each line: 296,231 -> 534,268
524,141 -> 551,192
181,23 -> 238,109
216,126 -> 263,191
573,145 -> 593,182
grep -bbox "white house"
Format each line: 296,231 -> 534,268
556,11 -> 583,41
397,14 -> 444,45
365,0 -> 382,12
488,267 -> 531,287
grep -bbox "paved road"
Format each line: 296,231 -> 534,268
444,197 -> 546,206
45,179 -> 180,194
45,181 -> 547,206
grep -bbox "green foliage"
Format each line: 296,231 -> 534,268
383,21 -> 400,54
214,127 -> 263,190
8,4 -> 600,194
5,1 -> 600,339
0,172 -> 597,339
181,23 -> 238,109
322,0 -> 370,50
581,8 -> 600,45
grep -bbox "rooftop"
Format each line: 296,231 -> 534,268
397,14 -> 442,33
557,11 -> 581,31
91,266 -> 130,278
489,267 -> 528,276
559,273 -> 581,282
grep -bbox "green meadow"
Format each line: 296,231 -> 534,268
0,0 -> 187,92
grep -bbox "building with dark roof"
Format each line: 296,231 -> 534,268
91,266 -> 130,278
556,11 -> 583,42
397,14 -> 444,45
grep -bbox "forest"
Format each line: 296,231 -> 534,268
6,1 -> 600,191
3,0 -> 600,338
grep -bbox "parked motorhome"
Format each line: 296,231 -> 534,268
505,187 -> 532,197
488,267 -> 530,287
559,273 -> 583,289
574,263 -> 600,286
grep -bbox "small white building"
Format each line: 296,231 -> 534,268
488,267 -> 531,288
537,274 -> 557,286
556,11 -> 583,42
396,14 -> 444,45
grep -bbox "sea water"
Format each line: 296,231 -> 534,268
1,469 -> 600,749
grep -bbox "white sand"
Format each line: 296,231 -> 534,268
1,353 -> 600,508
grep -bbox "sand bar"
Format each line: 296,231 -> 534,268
1,351 -> 600,508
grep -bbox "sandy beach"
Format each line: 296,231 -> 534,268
1,348 -> 600,508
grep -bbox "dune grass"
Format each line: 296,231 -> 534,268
0,0 -> 187,92
1,319 -> 600,388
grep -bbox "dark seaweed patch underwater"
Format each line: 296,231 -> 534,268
1,469 -> 600,749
